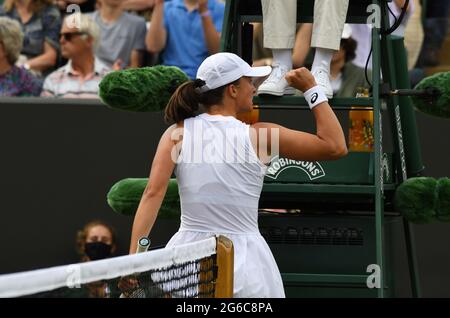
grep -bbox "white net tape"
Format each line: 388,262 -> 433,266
0,237 -> 216,298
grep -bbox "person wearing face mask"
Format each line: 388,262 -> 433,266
77,220 -> 117,261
76,220 -> 118,297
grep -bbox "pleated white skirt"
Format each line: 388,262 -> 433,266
166,230 -> 285,298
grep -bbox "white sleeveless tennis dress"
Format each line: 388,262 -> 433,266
166,113 -> 285,298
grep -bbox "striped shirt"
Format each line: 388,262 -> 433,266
41,58 -> 111,98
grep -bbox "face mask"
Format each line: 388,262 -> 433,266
84,242 -> 112,260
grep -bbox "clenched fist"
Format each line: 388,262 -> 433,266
285,67 -> 317,93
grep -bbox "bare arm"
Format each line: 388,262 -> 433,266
199,0 -> 221,54
394,0 -> 411,12
292,23 -> 313,68
122,0 -> 155,11
40,90 -> 55,97
40,89 -> 55,97
145,0 -> 167,53
252,68 -> 347,162
27,42 -> 57,72
128,124 -> 181,253
269,105 -> 347,161
129,50 -> 143,68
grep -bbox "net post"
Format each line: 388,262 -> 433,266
214,235 -> 234,298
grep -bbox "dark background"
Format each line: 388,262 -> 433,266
0,98 -> 448,297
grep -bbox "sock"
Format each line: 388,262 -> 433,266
311,48 -> 334,74
272,49 -> 293,70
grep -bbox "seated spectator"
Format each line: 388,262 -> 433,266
76,220 -> 117,262
0,17 -> 42,96
89,0 -> 147,69
418,0 -> 450,67
328,25 -> 370,97
120,0 -> 158,66
0,0 -> 61,76
146,0 -> 225,79
41,13 -> 111,98
76,220 -> 119,298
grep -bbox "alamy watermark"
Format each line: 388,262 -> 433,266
66,264 -> 81,288
366,264 -> 381,289
65,5 -> 81,29
366,4 -> 382,29
170,123 -> 280,165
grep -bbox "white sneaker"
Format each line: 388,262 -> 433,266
311,67 -> 333,99
257,63 -> 295,96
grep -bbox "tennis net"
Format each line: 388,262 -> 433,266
0,236 -> 233,298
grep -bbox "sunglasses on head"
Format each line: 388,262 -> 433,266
59,32 -> 86,41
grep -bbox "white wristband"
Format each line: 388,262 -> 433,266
303,85 -> 328,110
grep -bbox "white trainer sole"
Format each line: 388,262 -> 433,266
257,86 -> 296,96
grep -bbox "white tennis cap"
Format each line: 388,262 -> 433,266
196,52 -> 271,92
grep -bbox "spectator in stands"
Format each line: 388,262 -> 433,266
0,0 -> 61,76
41,13 -> 111,98
76,220 -> 118,298
121,0 -> 157,66
0,17 -> 42,96
76,220 -> 117,262
322,25 -> 369,97
146,0 -> 225,79
89,0 -> 147,69
418,0 -> 450,67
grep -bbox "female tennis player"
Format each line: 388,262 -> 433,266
128,52 -> 347,297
